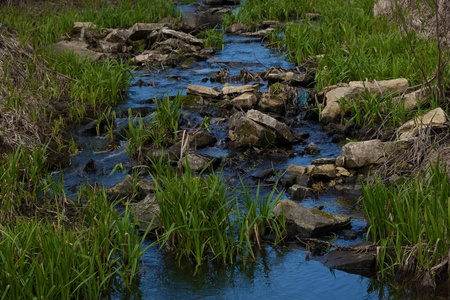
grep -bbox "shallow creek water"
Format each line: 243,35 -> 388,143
60,7 -> 428,300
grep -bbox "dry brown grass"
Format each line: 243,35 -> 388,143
0,24 -> 70,159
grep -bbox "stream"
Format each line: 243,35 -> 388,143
59,3 -> 426,300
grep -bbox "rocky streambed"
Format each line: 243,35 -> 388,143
55,1 -> 449,299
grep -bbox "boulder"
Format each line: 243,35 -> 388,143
222,83 -> 259,95
226,23 -> 248,34
397,107 -> 447,139
342,139 -> 386,168
130,194 -> 160,232
187,84 -> 221,98
348,78 -> 409,96
129,23 -> 166,40
231,92 -> 257,109
321,86 -> 364,122
246,109 -> 294,142
272,199 -> 351,238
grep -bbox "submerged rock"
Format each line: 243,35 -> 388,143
272,199 -> 351,238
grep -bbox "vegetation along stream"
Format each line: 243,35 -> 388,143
0,0 -> 449,299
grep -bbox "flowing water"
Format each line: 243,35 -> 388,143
59,4 -> 432,299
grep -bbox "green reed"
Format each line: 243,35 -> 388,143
150,156 -> 286,269
362,160 -> 450,279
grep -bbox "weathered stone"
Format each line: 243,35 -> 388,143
187,84 -> 221,98
72,22 -> 97,39
246,109 -> 294,142
383,139 -> 413,157
231,92 -> 257,109
286,165 -> 306,176
392,87 -> 431,111
191,130 -> 216,149
106,175 -> 156,200
304,142 -> 320,155
311,157 -> 336,165
342,139 -> 385,168
242,28 -> 275,37
161,28 -> 203,45
130,194 -> 160,232
267,72 -> 314,86
397,107 -> 447,139
182,154 -> 213,171
272,199 -> 351,238
130,50 -> 168,65
226,23 -> 248,34
348,78 -> 409,96
228,113 -> 277,148
222,83 -> 259,95
336,167 -> 351,177
321,86 -> 364,122
311,164 -> 337,181
258,92 -> 286,114
53,40 -> 104,60
305,165 -> 315,174
99,41 -> 129,54
288,184 -> 313,201
322,248 -> 377,276
262,20 -> 280,27
105,28 -> 130,43
129,23 -> 166,40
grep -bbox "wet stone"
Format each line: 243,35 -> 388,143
187,84 -> 221,98
272,199 -> 351,238
311,157 -> 336,165
311,164 -> 337,181
288,184 -> 313,201
130,194 -> 160,232
304,142 -> 320,155
321,245 -> 377,277
286,165 -> 306,176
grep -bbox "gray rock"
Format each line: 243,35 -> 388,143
130,194 -> 160,232
321,86 -> 364,122
53,40 -> 104,60
191,130 -> 216,149
310,164 -> 336,181
104,28 -> 130,43
285,165 -> 306,176
258,92 -> 286,114
229,113 -> 277,148
222,83 -> 259,95
182,154 -> 213,171
246,109 -> 294,142
72,22 -> 97,39
342,139 -> 385,168
267,72 -> 313,86
231,92 -> 257,109
397,107 -> 447,139
321,244 -> 377,276
161,28 -> 203,46
129,23 -> 166,40
304,142 -> 320,155
226,23 -> 248,34
130,50 -> 168,65
311,157 -> 336,165
272,199 -> 351,237
288,184 -> 313,201
348,78 -> 409,96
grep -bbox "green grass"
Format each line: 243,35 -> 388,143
150,157 -> 286,270
362,160 -> 450,280
0,186 -> 153,299
202,27 -> 224,50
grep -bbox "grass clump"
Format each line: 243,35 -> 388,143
0,186 -> 152,299
362,160 -> 450,284
123,93 -> 182,160
202,27 -> 224,50
151,157 -> 286,269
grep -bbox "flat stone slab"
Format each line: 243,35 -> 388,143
321,245 -> 377,277
272,199 -> 351,238
246,109 -> 294,142
187,84 -> 221,98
